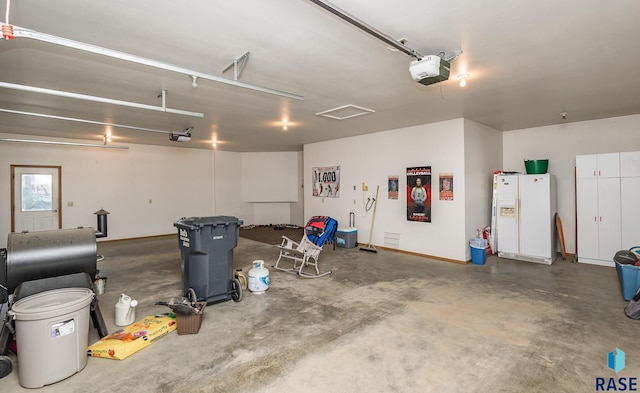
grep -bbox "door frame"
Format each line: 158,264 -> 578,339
10,165 -> 62,232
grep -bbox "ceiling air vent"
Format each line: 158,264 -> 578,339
315,104 -> 375,120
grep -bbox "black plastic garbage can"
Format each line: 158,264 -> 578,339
174,216 -> 244,304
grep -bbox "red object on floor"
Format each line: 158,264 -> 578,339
9,339 -> 17,354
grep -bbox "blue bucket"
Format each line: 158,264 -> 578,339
470,238 -> 488,265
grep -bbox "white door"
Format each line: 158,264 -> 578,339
12,166 -> 61,232
621,177 -> 640,249
597,177 -> 621,263
519,175 -> 551,258
576,178 -> 599,261
496,175 -> 519,254
597,153 -> 621,178
576,155 -> 598,178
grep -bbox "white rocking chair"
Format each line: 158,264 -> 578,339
273,234 -> 332,278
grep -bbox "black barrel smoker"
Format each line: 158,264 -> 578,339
0,227 -> 108,379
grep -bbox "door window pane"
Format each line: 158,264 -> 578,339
21,174 -> 53,211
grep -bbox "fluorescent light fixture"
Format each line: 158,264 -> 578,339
0,137 -> 129,149
8,24 -> 303,101
0,108 -> 192,135
0,82 -> 204,118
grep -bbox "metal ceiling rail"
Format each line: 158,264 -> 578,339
0,108 -> 191,136
306,0 -> 424,60
0,138 -> 129,149
6,24 -> 304,101
0,82 -> 204,118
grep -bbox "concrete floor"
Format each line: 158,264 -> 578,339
1,235 -> 639,392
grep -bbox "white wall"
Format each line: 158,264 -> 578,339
213,150 -> 252,222
241,152 -> 299,202
503,114 -> 640,254
464,119 -> 503,258
304,119 -> 473,261
0,133 -> 215,247
290,152 -> 305,226
214,151 -> 304,226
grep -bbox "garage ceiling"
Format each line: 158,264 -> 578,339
1,0 -> 639,151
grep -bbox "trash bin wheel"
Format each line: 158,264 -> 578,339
0,355 -> 12,379
231,278 -> 243,302
186,288 -> 198,304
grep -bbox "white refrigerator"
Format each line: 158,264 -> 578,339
496,174 -> 557,264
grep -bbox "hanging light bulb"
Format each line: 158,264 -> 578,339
282,120 -> 288,130
456,73 -> 468,87
191,75 -> 198,88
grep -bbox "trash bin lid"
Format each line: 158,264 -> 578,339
10,288 -> 94,321
174,216 -> 243,230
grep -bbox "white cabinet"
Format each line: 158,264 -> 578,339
576,153 -> 620,178
576,153 -> 621,266
576,152 -> 640,267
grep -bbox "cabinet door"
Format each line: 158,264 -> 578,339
576,178 -> 599,260
620,151 -> 640,177
576,155 -> 597,179
597,177 -> 621,261
597,153 -> 620,178
621,177 -> 640,249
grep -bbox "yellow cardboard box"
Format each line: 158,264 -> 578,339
87,315 -> 177,360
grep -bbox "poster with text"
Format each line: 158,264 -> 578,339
439,172 -> 454,201
312,166 -> 340,197
406,167 -> 431,222
388,176 -> 399,199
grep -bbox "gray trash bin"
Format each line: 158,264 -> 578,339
174,216 -> 244,304
9,288 -> 94,388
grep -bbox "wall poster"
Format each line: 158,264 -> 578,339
439,172 -> 454,201
406,166 -> 431,222
312,166 -> 340,197
388,176 -> 399,199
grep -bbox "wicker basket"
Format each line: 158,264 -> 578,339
176,302 -> 206,335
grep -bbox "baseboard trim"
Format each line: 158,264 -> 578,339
360,244 -> 468,265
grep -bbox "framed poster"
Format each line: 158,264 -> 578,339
439,172 -> 454,201
312,166 -> 340,197
388,176 -> 399,199
406,167 -> 431,222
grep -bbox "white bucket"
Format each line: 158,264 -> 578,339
248,260 -> 270,294
9,288 -> 93,388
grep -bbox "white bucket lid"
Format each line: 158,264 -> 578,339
10,288 -> 94,321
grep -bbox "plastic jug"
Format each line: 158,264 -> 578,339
114,293 -> 138,326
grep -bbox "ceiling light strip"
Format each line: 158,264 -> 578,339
0,138 -> 129,149
10,25 -> 304,101
0,108 -> 189,135
306,0 -> 423,59
0,82 -> 204,118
